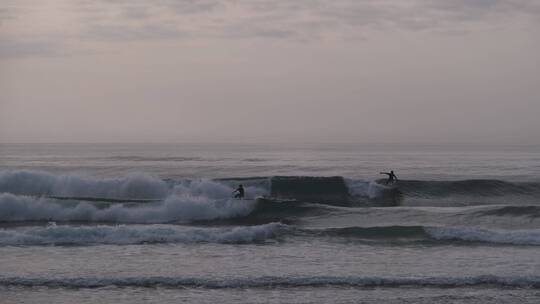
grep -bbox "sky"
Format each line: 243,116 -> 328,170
1,0 -> 539,144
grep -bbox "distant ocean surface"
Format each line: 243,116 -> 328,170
1,143 -> 539,303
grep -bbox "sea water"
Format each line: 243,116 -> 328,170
0,143 -> 539,303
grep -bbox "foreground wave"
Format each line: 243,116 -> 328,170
310,226 -> 540,246
1,275 -> 538,289
1,223 -> 539,246
0,223 -> 284,246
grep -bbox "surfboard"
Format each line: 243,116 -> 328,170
375,178 -> 398,188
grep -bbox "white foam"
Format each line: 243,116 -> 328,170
0,170 -> 169,199
344,178 -> 369,197
367,181 -> 392,198
345,178 -> 395,199
425,226 -> 540,245
0,193 -> 257,223
0,223 -> 284,246
0,170 -> 268,223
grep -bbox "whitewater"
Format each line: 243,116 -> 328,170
1,143 -> 539,304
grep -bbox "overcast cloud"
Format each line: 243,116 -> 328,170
1,0 -> 539,143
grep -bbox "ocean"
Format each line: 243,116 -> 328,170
0,143 -> 539,303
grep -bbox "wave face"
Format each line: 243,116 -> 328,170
424,227 -> 540,245
397,179 -> 540,198
0,275 -> 538,289
476,206 -> 540,218
0,223 -> 284,246
307,226 -> 540,246
270,176 -> 350,205
266,176 -> 540,205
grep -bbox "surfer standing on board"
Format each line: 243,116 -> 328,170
380,170 -> 398,185
232,184 -> 245,199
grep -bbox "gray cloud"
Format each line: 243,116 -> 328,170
85,24 -> 187,41
76,0 -> 540,42
1,0 -> 539,58
163,0 -> 223,14
0,37 -> 62,59
0,7 -> 16,26
1,1 -> 539,144
121,5 -> 152,20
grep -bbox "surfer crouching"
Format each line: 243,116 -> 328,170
233,184 -> 245,199
380,170 -> 398,185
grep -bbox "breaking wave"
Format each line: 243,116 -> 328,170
2,170 -> 539,207
0,170 -> 267,200
0,170 -> 169,199
0,193 -> 256,223
0,275 -> 538,289
0,223 -> 284,246
0,170 -> 270,223
268,176 -> 540,204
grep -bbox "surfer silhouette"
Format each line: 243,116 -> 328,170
380,170 -> 398,185
232,184 -> 245,199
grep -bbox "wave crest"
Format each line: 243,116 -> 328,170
0,193 -> 256,223
0,170 -> 169,199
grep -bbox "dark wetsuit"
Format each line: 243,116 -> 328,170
380,171 -> 398,185
233,185 -> 245,199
